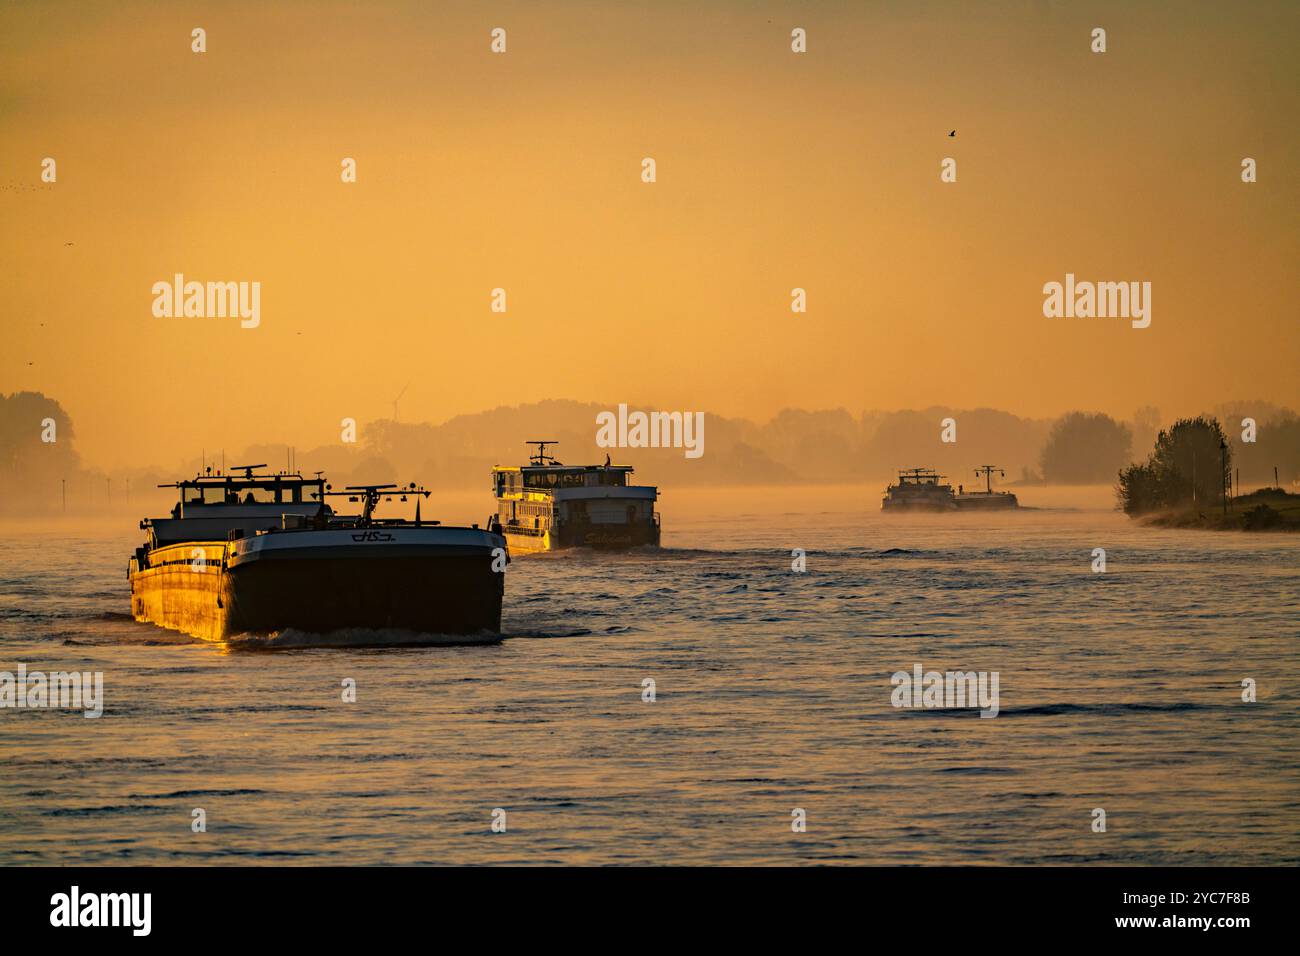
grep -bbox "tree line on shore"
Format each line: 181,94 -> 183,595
3,392 -> 1298,516
1116,417 -> 1233,515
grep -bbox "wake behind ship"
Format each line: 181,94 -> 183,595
129,466 -> 506,643
490,442 -> 661,553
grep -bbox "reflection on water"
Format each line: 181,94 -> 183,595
1,486 -> 1298,865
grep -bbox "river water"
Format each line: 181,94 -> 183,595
2,485 -> 1297,864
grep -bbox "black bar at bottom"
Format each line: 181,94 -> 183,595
0,866 -> 1283,941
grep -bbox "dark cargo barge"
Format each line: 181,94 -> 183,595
130,466 -> 506,643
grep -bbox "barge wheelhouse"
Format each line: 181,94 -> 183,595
882,468 -> 958,512
490,442 -> 661,553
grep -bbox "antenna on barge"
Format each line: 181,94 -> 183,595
325,482 -> 430,526
227,463 -> 268,480
526,441 -> 562,466
973,465 -> 1006,494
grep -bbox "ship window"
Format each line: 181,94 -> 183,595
228,486 -> 279,504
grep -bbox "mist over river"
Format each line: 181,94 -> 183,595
2,486 -> 1297,865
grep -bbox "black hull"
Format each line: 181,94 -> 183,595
881,501 -> 958,512
562,522 -> 660,549
954,494 -> 1020,510
223,554 -> 503,636
504,521 -> 661,553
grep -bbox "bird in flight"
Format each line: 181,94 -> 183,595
948,130 -> 956,137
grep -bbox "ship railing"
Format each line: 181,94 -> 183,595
323,517 -> 443,528
504,522 -> 547,537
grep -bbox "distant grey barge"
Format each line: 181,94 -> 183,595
882,465 -> 1019,512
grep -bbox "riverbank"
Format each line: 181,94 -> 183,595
1138,488 -> 1300,531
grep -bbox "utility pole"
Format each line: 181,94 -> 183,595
1219,439 -> 1227,515
1276,466 -> 1280,489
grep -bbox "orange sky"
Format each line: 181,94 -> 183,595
2,0 -> 1297,470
